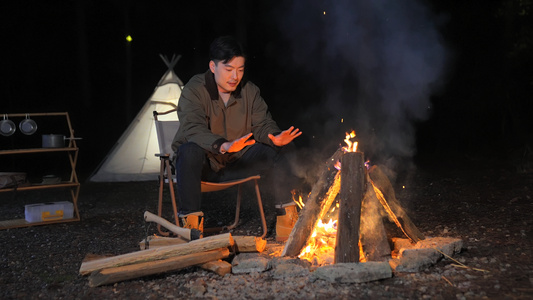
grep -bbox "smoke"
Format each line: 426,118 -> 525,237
272,0 -> 449,169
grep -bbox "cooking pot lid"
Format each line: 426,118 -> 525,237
19,118 -> 38,135
0,119 -> 16,136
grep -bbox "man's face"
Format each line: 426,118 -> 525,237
209,56 -> 245,94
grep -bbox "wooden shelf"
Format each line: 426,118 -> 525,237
0,147 -> 78,155
0,112 -> 81,230
0,182 -> 80,193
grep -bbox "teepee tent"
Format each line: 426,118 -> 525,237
90,54 -> 183,182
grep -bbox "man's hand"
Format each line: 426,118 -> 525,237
268,126 -> 302,147
220,133 -> 256,153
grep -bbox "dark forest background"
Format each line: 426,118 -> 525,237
1,0 -> 532,180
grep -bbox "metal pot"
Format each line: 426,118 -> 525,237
19,114 -> 38,135
42,134 -> 66,148
42,134 -> 82,148
0,115 -> 16,136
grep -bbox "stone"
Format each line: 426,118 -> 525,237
272,263 -> 310,279
391,237 -> 415,252
268,257 -> 312,270
310,262 -> 392,283
231,254 -> 270,274
415,237 -> 463,257
390,248 -> 441,272
389,237 -> 464,272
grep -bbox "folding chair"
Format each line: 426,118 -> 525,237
153,109 -> 267,238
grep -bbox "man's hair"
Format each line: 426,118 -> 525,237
209,36 -> 246,64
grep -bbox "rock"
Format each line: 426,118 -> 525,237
272,263 -> 310,279
415,237 -> 463,257
268,257 -> 312,269
231,254 -> 270,274
189,279 -> 206,296
389,237 -> 464,272
310,262 -> 392,283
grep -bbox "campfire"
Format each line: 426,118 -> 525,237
282,131 -> 425,265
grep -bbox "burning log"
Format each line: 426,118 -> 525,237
359,173 -> 392,261
79,233 -> 234,276
88,248 -> 230,287
334,152 -> 365,263
368,165 -> 425,243
282,149 -> 344,257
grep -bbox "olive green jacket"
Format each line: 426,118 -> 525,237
172,70 -> 281,172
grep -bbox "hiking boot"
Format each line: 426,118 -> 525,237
275,203 -> 299,242
179,211 -> 204,233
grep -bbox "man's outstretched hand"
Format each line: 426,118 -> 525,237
268,126 -> 302,147
220,133 -> 256,153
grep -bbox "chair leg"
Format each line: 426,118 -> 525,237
165,159 -> 179,226
254,179 -> 268,239
156,158 -> 180,236
226,184 -> 242,231
157,159 -> 169,236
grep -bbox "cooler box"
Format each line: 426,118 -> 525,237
25,201 -> 74,223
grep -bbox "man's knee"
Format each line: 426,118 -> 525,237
176,142 -> 205,166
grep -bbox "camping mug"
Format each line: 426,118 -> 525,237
0,115 -> 16,136
19,114 -> 38,135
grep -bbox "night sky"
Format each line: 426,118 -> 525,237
1,1 -> 532,179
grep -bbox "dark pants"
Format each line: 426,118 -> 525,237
175,142 -> 300,215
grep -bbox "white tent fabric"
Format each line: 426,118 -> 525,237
90,54 -> 183,182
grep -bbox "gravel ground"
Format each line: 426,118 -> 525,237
1,155 -> 532,299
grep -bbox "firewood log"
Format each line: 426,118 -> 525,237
282,149 -> 344,257
360,173 -> 392,261
199,259 -> 232,276
368,165 -> 425,243
233,236 -> 266,253
139,236 -> 187,250
79,233 -> 234,275
88,248 -> 229,287
335,152 -> 365,263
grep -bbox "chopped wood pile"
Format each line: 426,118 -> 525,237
79,213 -> 267,287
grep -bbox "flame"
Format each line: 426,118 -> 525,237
298,172 -> 342,265
298,219 -> 337,263
359,240 -> 367,262
292,190 -> 306,209
343,130 -> 358,153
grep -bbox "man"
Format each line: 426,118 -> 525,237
172,36 -> 302,240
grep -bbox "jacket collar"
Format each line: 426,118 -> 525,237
204,70 -> 244,101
